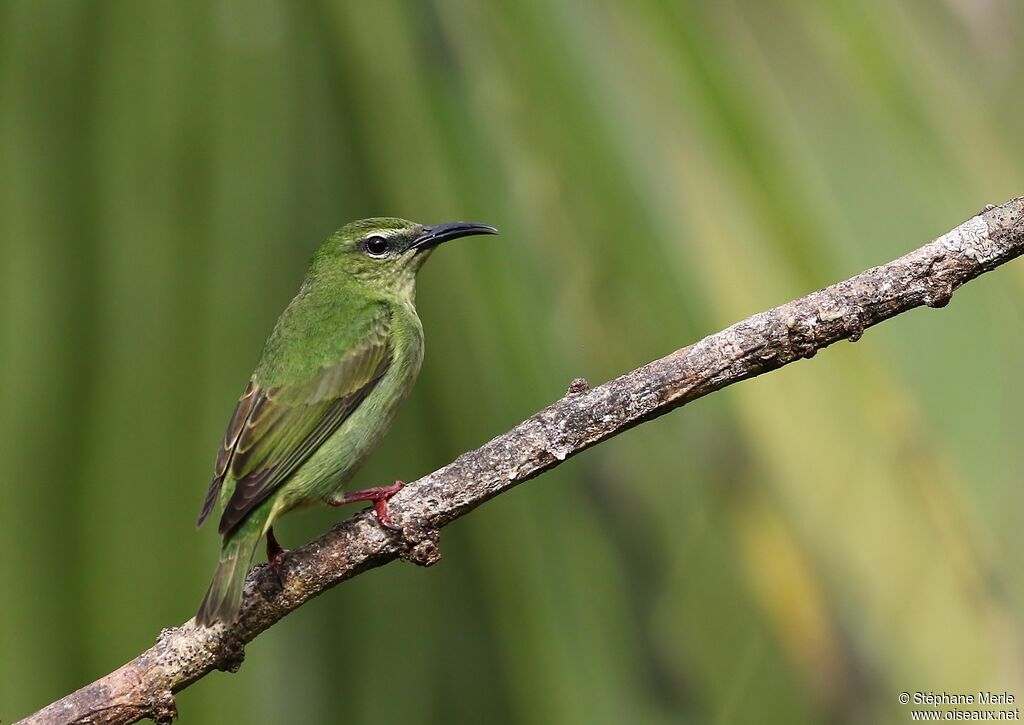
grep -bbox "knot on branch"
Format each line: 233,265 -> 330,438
566,377 -> 590,395
395,521 -> 442,567
842,309 -> 864,342
924,278 -> 955,308
216,636 -> 246,673
151,690 -> 177,725
783,314 -> 820,360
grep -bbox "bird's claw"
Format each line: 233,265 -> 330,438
266,527 -> 289,586
328,480 -> 406,531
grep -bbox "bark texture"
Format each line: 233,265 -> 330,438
19,198 -> 1024,724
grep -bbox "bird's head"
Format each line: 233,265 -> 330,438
312,217 -> 498,296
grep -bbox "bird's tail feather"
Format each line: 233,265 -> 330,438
196,524 -> 262,627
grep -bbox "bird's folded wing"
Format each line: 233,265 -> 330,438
197,309 -> 392,536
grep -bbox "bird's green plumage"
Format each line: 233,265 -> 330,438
195,217 -> 496,626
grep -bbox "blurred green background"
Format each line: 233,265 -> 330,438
3,1 -> 1024,723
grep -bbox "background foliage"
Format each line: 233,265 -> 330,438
2,1 -> 1024,722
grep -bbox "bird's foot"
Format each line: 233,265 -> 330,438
266,526 -> 289,584
326,480 -> 405,531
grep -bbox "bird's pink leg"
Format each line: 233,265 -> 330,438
326,480 -> 405,530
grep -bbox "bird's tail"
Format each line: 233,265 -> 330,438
195,521 -> 263,627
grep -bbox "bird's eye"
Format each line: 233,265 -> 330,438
364,235 -> 390,258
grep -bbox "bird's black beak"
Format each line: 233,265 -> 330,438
407,221 -> 498,252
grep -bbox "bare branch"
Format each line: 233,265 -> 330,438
19,198 -> 1024,725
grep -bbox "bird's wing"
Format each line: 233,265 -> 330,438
197,308 -> 392,536
196,380 -> 259,527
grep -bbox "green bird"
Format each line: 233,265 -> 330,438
195,218 -> 497,626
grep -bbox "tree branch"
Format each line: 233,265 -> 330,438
19,198 -> 1024,725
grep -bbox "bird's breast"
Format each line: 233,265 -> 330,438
273,303 -> 425,510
